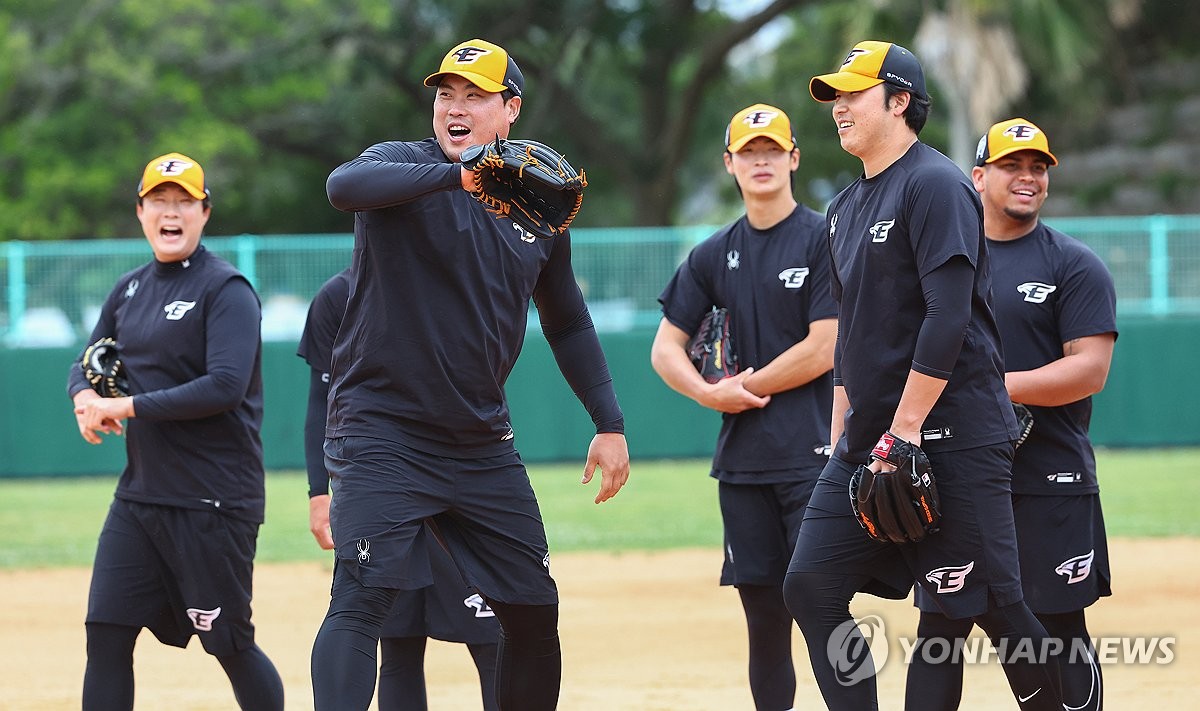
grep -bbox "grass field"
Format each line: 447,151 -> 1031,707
3,448 -> 1197,569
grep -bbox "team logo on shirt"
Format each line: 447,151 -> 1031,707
356,538 -> 371,564
778,267 -> 810,288
1017,281 -> 1057,303
925,561 -> 975,593
186,606 -> 222,631
124,279 -> 139,299
1055,550 -> 1095,584
464,593 -> 497,618
869,219 -> 896,243
163,300 -> 197,320
829,213 -> 838,240
727,249 -> 740,270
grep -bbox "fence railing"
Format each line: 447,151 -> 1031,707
3,215 -> 1198,348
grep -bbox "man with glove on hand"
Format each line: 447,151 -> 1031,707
782,41 -> 1063,710
906,118 -> 1117,711
311,38 -> 630,711
651,104 -> 836,711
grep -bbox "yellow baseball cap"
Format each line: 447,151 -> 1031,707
137,152 -> 208,200
810,40 -> 927,103
725,104 -> 796,152
975,117 -> 1058,166
423,39 -> 525,97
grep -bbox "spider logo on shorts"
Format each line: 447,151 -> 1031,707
356,538 -> 371,564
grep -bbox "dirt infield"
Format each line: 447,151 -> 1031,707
3,538 -> 1196,710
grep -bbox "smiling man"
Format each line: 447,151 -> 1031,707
781,42 -> 1065,710
68,153 -> 283,710
312,38 -> 630,711
906,118 -> 1117,711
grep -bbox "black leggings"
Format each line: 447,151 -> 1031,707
1038,610 -> 1102,711
83,622 -> 283,711
784,571 -> 1064,711
312,567 -> 556,711
783,571 -> 879,710
737,584 -> 797,710
905,605 -> 1066,711
377,637 -> 499,711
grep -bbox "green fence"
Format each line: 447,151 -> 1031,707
3,217 -> 1199,477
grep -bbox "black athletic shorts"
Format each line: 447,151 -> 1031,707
789,444 -> 1025,619
1011,493 -> 1111,614
87,498 -> 259,656
325,436 -> 558,606
717,473 -> 819,587
381,536 -> 500,644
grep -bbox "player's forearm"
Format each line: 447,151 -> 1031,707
742,319 -> 836,397
889,370 -> 948,442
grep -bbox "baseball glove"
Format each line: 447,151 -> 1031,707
81,337 -> 129,398
460,137 -> 587,239
849,431 -> 941,544
1012,403 -> 1034,449
686,307 -> 738,383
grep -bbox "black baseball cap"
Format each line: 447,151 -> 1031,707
810,40 -> 927,103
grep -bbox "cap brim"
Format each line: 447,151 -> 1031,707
809,73 -> 885,102
138,178 -> 208,200
983,146 -> 1058,166
423,70 -> 508,94
728,132 -> 795,153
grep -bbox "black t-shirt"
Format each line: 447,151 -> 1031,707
66,246 -> 266,522
325,138 -> 621,458
297,268 -> 350,377
827,142 -> 1017,462
989,223 -> 1118,494
658,205 -> 837,477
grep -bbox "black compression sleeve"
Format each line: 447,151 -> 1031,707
305,368 -> 331,497
912,256 -> 974,379
543,311 -> 624,434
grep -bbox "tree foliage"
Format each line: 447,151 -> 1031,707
0,0 -> 1193,241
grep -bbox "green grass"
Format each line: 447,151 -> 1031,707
2,450 -> 1196,570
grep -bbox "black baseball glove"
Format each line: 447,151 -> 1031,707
686,307 -> 738,383
849,432 -> 941,544
81,337 -> 129,398
460,137 -> 587,239
1013,403 -> 1034,449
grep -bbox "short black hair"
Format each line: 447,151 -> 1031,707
883,83 -> 931,135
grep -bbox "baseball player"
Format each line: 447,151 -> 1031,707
781,42 -> 1064,710
650,104 -> 836,711
309,38 -> 630,711
299,267 -> 500,710
68,153 -> 284,710
905,118 -> 1116,711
